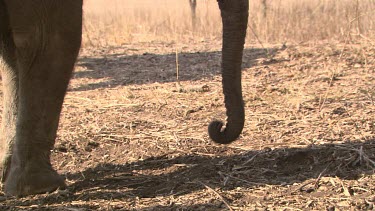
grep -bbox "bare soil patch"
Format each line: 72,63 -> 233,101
1,40 -> 375,210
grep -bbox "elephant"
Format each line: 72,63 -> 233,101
0,0 -> 248,196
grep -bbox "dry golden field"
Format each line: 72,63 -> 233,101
82,0 -> 375,46
1,0 -> 375,210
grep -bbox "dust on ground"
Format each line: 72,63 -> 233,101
1,40 -> 375,210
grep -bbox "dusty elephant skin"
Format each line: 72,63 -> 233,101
0,0 -> 248,196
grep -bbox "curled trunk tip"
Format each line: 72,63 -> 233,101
208,120 -> 242,144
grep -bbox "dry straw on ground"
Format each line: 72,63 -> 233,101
1,0 -> 375,210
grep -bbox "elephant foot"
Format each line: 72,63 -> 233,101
3,155 -> 66,197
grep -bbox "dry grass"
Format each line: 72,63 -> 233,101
83,0 -> 375,47
1,1 -> 375,210
2,40 -> 375,211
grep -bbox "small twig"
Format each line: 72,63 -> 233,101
175,47 -> 182,91
360,150 -> 375,168
175,47 -> 179,82
232,152 -> 261,171
248,23 -> 271,57
279,207 -> 303,211
336,145 -> 375,168
297,180 -> 314,192
337,177 -> 353,197
314,163 -> 331,189
243,153 -> 260,166
352,186 -> 370,192
296,163 -> 330,193
198,181 -> 233,211
358,146 -> 364,164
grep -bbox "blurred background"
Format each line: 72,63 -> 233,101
83,0 -> 375,47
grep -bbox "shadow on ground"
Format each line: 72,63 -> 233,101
4,139 -> 374,209
72,47 -> 280,91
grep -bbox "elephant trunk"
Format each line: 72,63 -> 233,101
209,0 -> 248,144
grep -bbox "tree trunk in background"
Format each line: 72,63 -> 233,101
262,0 -> 268,19
189,0 -> 197,31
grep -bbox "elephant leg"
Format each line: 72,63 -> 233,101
0,1 -> 18,184
209,0 -> 249,144
2,1 -> 83,196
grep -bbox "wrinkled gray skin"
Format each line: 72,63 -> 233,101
0,0 -> 248,196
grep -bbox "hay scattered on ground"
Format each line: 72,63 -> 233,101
1,40 -> 374,210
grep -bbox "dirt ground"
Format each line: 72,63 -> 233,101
1,40 -> 375,210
